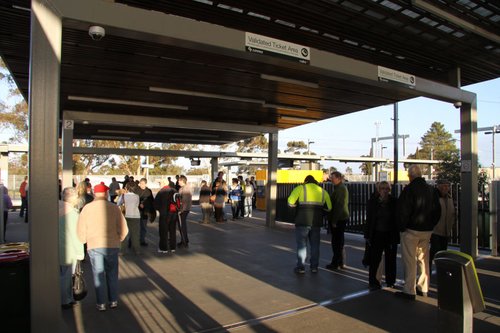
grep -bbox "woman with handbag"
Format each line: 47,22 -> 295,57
59,187 -> 85,309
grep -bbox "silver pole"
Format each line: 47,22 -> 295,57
0,183 -> 4,243
490,181 -> 499,256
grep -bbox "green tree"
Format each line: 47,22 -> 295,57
406,122 -> 458,176
434,151 -> 461,184
231,135 -> 268,175
72,140 -> 116,175
186,167 -> 210,176
0,57 -> 28,143
235,135 -> 268,153
359,154 -> 373,176
284,140 -> 308,154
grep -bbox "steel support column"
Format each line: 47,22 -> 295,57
0,153 -> 8,187
29,1 -> 62,331
459,99 -> 478,258
210,157 -> 219,182
266,132 -> 278,227
61,115 -> 74,190
393,103 -> 399,190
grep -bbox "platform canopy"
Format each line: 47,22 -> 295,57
0,0 -> 498,145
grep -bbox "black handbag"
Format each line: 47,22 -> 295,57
72,260 -> 88,301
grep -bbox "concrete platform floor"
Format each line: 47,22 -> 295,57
3,207 -> 500,332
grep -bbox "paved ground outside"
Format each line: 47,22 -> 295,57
3,206 -> 499,332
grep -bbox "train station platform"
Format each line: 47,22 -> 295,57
3,207 -> 499,333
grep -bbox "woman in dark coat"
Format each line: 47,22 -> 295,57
365,181 -> 399,289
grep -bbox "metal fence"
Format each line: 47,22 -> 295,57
277,181 -> 492,250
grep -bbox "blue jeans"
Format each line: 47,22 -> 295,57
88,248 -> 119,305
295,226 -> 321,270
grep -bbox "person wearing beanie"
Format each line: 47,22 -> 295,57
77,182 -> 128,311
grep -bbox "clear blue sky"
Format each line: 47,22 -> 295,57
279,77 -> 500,173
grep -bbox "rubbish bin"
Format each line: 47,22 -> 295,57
0,243 -> 30,331
434,250 -> 485,333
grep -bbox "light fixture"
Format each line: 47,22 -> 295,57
190,158 -> 201,166
91,135 -> 131,140
144,131 -> 219,138
173,138 -> 228,144
97,129 -> 141,135
68,96 -> 189,110
412,0 -> 500,44
149,87 -> 265,104
12,5 -> 30,11
263,103 -> 308,113
260,74 -> 319,89
280,115 -> 316,123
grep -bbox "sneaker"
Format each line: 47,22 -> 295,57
294,267 -> 306,274
96,304 -> 107,311
109,301 -> 118,309
311,267 -> 319,274
369,283 -> 382,290
157,248 -> 168,254
170,249 -> 176,253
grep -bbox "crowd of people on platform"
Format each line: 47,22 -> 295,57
288,165 -> 455,301
56,172 -> 258,311
3,166 -> 454,312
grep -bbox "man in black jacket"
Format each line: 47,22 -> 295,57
396,165 -> 441,300
154,181 -> 178,254
138,178 -> 155,246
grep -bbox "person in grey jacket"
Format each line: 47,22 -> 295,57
429,179 -> 455,272
396,165 -> 441,300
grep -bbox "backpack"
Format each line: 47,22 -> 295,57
168,192 -> 181,213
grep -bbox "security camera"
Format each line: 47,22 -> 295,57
453,101 -> 462,109
88,26 -> 105,41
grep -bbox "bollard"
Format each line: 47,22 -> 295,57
434,250 -> 485,333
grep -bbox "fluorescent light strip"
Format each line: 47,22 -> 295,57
173,138 -> 227,144
412,0 -> 500,44
260,74 -> 319,89
149,87 -> 265,104
68,96 -> 189,110
263,103 -> 307,113
12,5 -> 31,11
97,129 -> 141,135
91,135 -> 131,140
144,130 -> 219,138
280,116 -> 316,123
